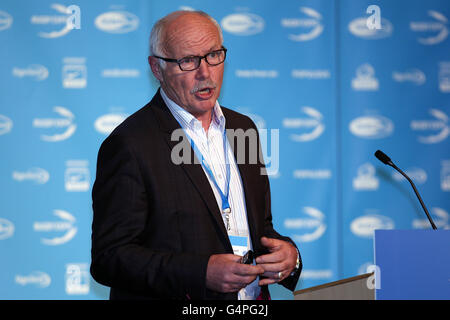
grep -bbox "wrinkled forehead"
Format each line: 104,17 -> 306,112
162,13 -> 222,57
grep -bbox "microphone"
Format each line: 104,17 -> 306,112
374,150 -> 437,230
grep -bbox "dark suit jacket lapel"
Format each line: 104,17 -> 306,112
149,91 -> 232,250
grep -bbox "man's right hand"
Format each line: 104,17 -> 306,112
206,254 -> 264,293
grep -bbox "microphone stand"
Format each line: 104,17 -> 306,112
389,163 -> 437,230
374,150 -> 438,230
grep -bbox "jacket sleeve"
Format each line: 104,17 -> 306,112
252,119 -> 302,292
262,173 -> 302,292
90,134 -> 209,299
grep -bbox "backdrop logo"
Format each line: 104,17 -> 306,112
442,160 -> 450,191
0,114 -> 13,135
221,13 -> 264,36
284,207 -> 327,242
63,57 -> 87,89
281,7 -> 324,41
392,69 -> 426,86
439,62 -> 450,93
353,163 -> 379,191
32,106 -> 76,142
15,271 -> 51,288
65,263 -> 89,295
291,69 -> 331,79
410,109 -> 449,144
410,10 -> 448,45
12,64 -> 49,81
101,68 -> 140,78
392,167 -> 427,185
348,16 -> 393,39
300,269 -> 333,281
235,69 -> 278,78
352,63 -> 379,91
413,207 -> 448,229
178,6 -> 195,11
94,112 -> 128,134
65,160 -> 90,192
349,115 -> 394,139
33,209 -> 77,245
12,167 -> 50,184
350,214 -> 394,238
283,106 -> 325,142
31,4 -> 81,38
293,169 -> 331,180
0,11 -> 13,31
0,218 -> 14,240
95,11 -> 139,33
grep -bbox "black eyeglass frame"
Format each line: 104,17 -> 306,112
153,46 -> 227,71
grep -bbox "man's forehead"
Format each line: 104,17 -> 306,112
166,13 -> 216,35
164,16 -> 221,56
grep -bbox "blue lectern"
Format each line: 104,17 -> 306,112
374,230 -> 450,300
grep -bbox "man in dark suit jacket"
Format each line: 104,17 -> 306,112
91,10 -> 301,300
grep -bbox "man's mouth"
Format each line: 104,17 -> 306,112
199,87 -> 212,94
193,87 -> 214,99
191,80 -> 217,100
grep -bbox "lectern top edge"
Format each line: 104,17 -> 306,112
294,273 -> 373,296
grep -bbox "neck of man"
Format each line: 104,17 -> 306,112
192,110 -> 213,134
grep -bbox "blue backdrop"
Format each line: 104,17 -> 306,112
0,0 -> 449,300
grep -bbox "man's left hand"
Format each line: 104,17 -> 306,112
256,237 -> 298,286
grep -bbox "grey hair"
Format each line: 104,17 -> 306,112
149,10 -> 224,68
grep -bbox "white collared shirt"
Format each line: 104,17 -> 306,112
161,88 -> 260,300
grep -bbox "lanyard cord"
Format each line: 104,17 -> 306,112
182,126 -> 232,230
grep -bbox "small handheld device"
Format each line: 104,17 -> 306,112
240,250 -> 254,264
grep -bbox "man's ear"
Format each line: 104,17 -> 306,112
148,56 -> 163,81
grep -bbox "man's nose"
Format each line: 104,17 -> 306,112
195,58 -> 211,79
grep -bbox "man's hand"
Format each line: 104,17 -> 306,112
206,254 -> 264,293
256,237 -> 298,286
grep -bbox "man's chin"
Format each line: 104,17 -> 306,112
192,97 -> 217,111
187,101 -> 216,118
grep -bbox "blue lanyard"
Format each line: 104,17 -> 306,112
182,126 -> 232,229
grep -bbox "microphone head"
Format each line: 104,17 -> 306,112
374,150 -> 392,165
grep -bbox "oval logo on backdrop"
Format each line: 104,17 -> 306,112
0,11 -> 13,31
15,271 -> 51,288
12,64 -> 49,81
0,114 -> 13,135
95,11 -> 139,34
32,106 -> 76,142
283,106 -> 325,142
348,17 -> 393,39
221,13 -> 264,35
94,113 -> 128,135
349,115 -> 394,139
0,218 -> 14,240
350,214 -> 394,238
284,207 -> 327,242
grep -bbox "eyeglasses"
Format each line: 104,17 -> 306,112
153,47 -> 227,71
